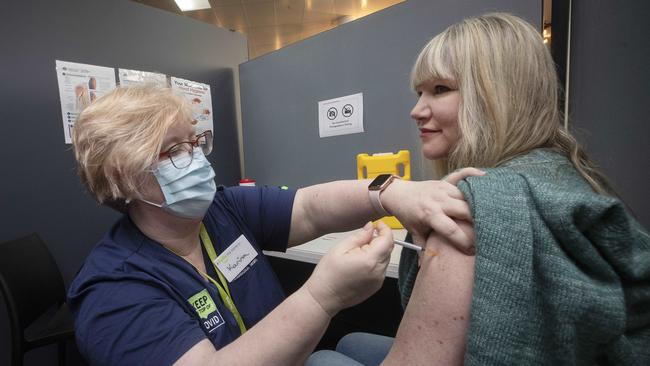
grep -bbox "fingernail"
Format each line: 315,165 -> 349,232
363,221 -> 373,231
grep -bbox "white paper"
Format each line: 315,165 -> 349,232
318,93 -> 364,138
56,60 -> 117,144
118,68 -> 167,87
214,235 -> 258,283
170,77 -> 213,134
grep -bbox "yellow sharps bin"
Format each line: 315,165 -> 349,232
357,150 -> 410,229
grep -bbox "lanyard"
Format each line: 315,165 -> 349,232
164,223 -> 247,335
198,223 -> 247,335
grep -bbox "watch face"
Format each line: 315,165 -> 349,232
369,174 -> 393,190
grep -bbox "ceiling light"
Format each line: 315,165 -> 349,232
174,0 -> 211,12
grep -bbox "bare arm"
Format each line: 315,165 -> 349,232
174,287 -> 330,366
382,221 -> 476,366
288,169 -> 484,249
288,180 -> 381,247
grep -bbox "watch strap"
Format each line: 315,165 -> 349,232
369,189 -> 390,217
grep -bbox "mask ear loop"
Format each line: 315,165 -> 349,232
125,197 -> 164,208
125,176 -> 166,208
133,160 -> 167,208
139,198 -> 164,208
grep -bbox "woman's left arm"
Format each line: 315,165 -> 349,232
288,168 -> 483,251
382,222 -> 476,366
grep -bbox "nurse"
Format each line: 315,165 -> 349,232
68,84 -> 479,365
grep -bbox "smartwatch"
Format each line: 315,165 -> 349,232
368,174 -> 400,217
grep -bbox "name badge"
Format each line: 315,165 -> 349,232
214,235 -> 258,283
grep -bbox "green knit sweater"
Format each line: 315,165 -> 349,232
398,149 -> 650,365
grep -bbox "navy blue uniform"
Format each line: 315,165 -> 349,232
68,186 -> 296,365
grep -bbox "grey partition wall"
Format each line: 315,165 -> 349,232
568,0 -> 650,228
0,0 -> 246,364
240,0 -> 541,187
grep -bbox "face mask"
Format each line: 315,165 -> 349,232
142,148 -> 216,219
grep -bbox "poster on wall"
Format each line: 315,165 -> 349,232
170,77 -> 213,134
55,60 -> 117,144
318,93 -> 364,138
118,68 -> 167,87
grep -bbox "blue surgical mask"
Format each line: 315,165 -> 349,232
141,148 -> 216,219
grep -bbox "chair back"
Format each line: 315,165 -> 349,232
0,233 -> 66,355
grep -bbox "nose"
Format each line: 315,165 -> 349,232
410,96 -> 430,124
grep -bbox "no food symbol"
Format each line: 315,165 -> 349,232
342,104 -> 354,117
327,107 -> 338,120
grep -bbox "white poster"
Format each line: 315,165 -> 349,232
118,68 -> 167,87
170,77 -> 213,134
318,93 -> 364,138
55,60 -> 116,144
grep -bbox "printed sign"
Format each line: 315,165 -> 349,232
118,68 -> 167,87
318,93 -> 364,138
170,77 -> 213,135
55,60 -> 116,144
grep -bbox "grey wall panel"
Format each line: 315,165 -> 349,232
568,0 -> 650,228
0,0 -> 246,364
240,0 -> 541,187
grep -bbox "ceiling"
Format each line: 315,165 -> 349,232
133,0 -> 405,59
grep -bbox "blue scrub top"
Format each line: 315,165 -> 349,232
68,186 -> 296,365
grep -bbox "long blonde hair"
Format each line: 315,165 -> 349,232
411,13 -> 610,194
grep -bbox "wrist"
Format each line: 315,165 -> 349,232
300,283 -> 339,318
368,174 -> 401,217
378,178 -> 403,216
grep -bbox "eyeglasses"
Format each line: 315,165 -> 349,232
158,130 -> 213,169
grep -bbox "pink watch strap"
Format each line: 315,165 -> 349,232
369,189 -> 390,217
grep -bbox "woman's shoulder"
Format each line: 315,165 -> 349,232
465,149 -> 597,198
482,149 -> 574,180
458,149 -> 640,239
457,149 -> 626,227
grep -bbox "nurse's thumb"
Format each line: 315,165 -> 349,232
336,222 -> 374,253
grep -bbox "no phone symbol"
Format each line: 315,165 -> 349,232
342,104 -> 353,117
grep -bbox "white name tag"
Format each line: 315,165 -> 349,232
214,235 -> 258,283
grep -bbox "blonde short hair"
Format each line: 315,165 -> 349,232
72,84 -> 193,208
411,13 -> 609,194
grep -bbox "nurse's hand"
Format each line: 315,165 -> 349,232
381,167 -> 484,255
304,221 -> 394,317
419,219 -> 476,266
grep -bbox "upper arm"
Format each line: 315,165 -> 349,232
174,339 -> 218,366
383,222 -> 475,366
222,186 -> 297,251
288,188 -> 319,247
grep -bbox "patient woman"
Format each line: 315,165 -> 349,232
308,12 -> 649,366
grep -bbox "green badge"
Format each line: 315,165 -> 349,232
189,289 -> 216,320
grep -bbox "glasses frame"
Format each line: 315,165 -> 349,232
158,130 -> 213,169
